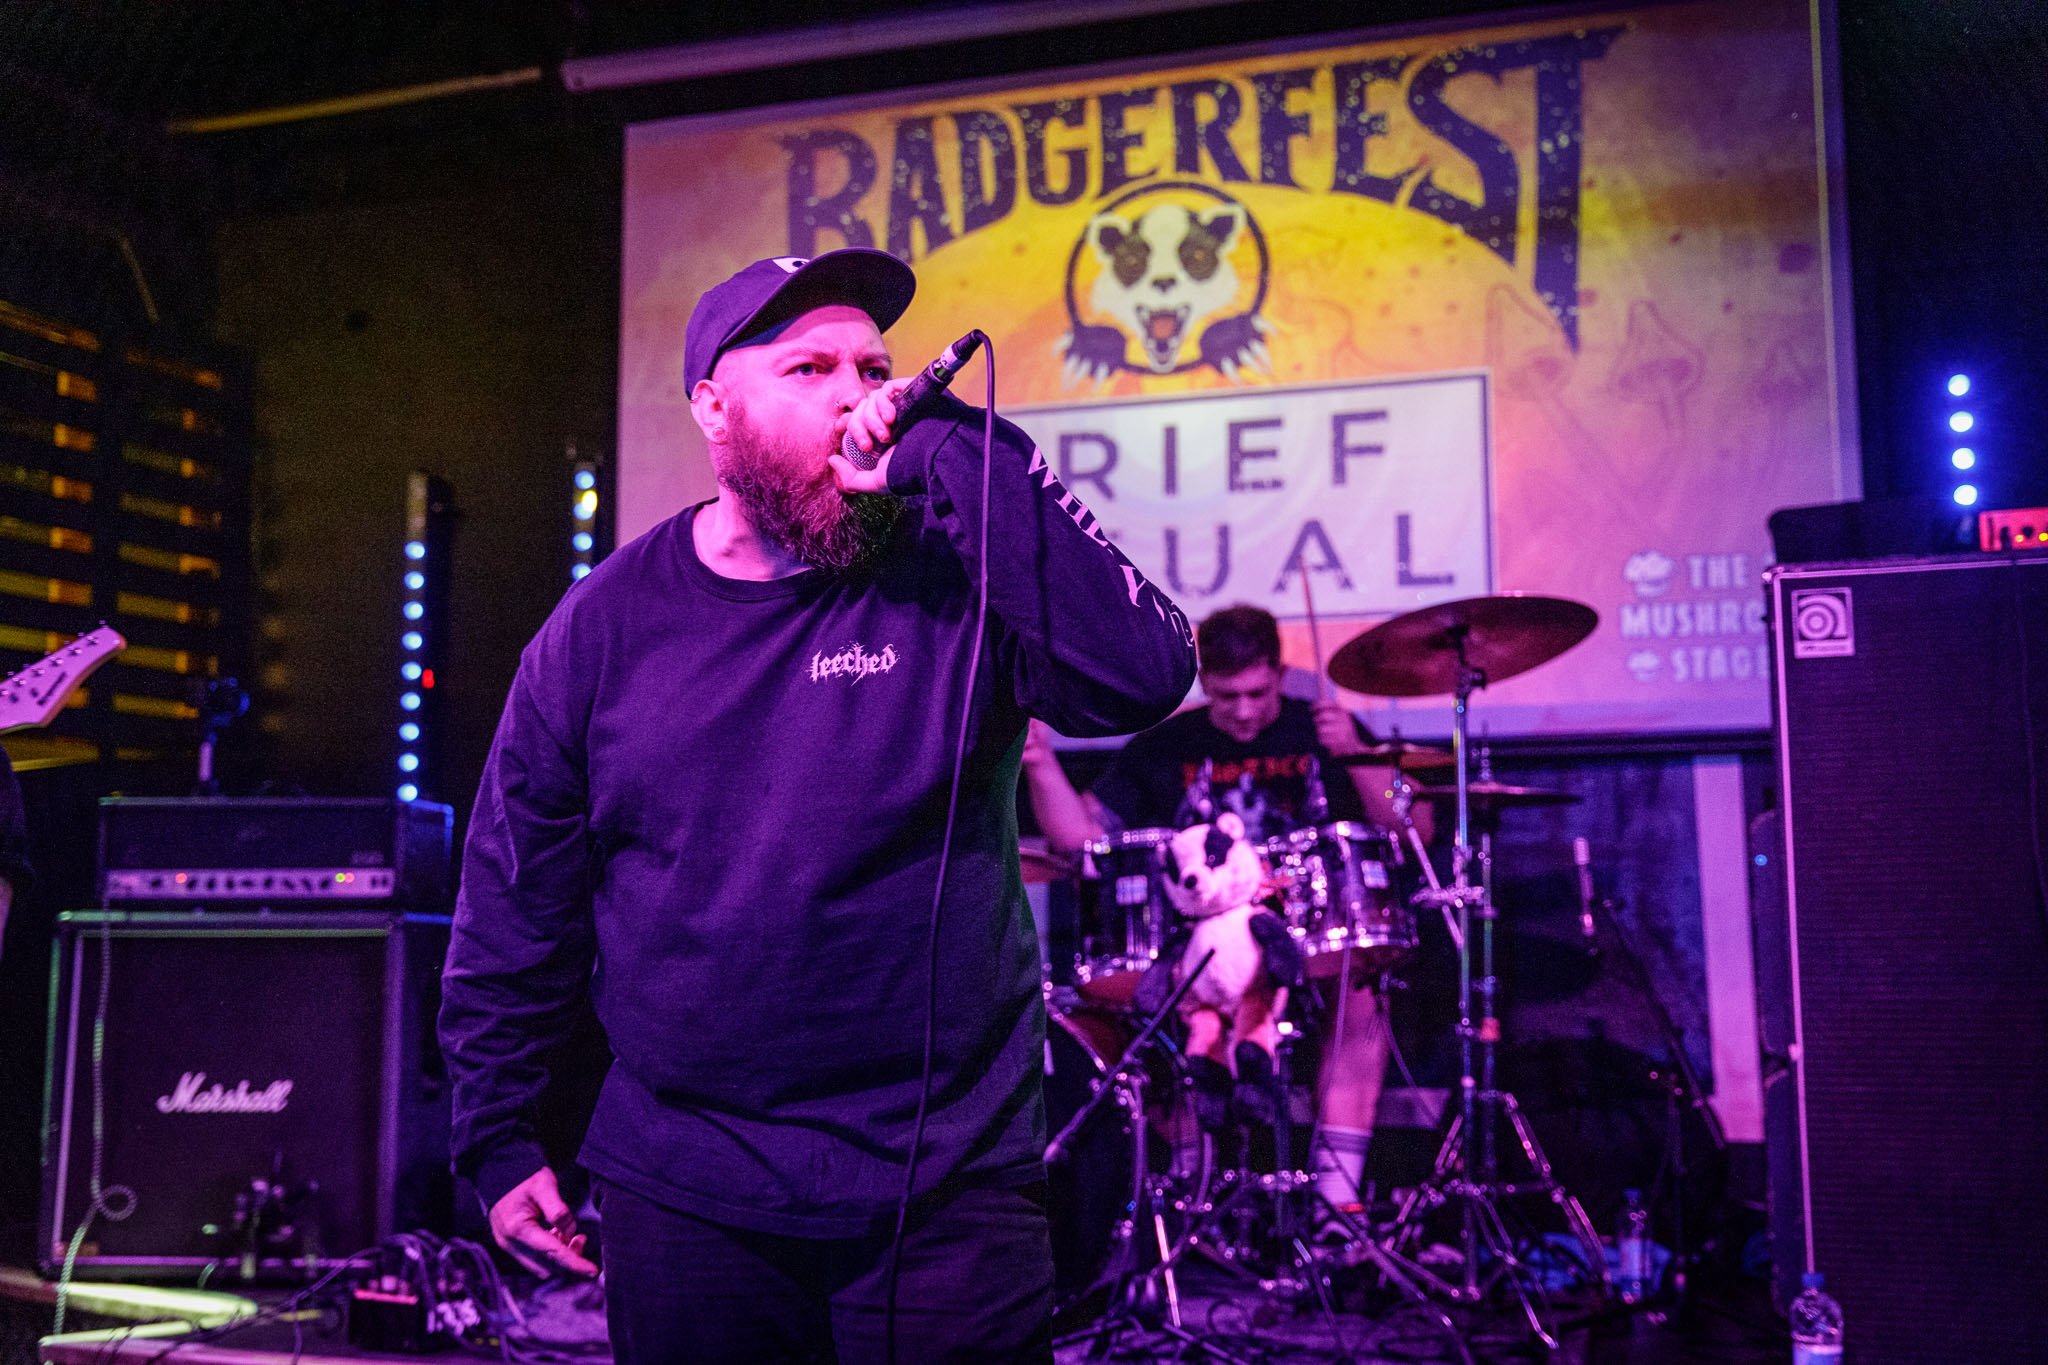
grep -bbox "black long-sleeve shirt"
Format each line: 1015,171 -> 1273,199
440,393 -> 1195,1235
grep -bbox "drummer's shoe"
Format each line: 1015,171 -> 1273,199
1229,1040 -> 1282,1127
1311,1199 -> 1370,1251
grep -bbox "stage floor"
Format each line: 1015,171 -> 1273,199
11,1260 -> 1788,1365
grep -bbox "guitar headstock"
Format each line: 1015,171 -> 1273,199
0,625 -> 127,734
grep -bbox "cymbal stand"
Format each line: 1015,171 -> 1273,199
1385,628 -> 1607,1347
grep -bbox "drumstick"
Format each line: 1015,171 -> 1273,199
1300,561 -> 1328,703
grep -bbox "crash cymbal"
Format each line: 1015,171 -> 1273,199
1411,780 -> 1582,810
1018,837 -> 1077,884
1332,739 -> 1454,769
1328,594 -> 1598,697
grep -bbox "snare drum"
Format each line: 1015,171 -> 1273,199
1262,820 -> 1418,977
1073,827 -> 1178,1005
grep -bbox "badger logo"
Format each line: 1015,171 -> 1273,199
1060,182 -> 1272,386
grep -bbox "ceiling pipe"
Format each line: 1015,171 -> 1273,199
560,0 -> 1256,91
167,67 -> 544,135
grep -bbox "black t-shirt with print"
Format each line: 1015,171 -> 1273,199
440,391 -> 1196,1238
1090,695 -> 1368,843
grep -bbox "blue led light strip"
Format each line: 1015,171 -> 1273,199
399,473 -> 452,801
1944,371 -> 1980,508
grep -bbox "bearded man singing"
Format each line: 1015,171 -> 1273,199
439,249 -> 1196,1363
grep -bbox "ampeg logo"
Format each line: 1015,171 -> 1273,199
1790,588 -> 1854,659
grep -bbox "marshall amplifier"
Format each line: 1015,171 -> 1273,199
98,797 -> 453,909
40,912 -> 451,1278
1762,552 -> 2048,1361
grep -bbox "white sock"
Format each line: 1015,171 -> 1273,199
1313,1124 -> 1372,1216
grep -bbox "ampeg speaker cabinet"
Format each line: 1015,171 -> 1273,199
1762,553 -> 2048,1360
41,913 -> 451,1278
98,797 -> 452,908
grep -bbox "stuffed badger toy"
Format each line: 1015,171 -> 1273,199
1153,811 -> 1304,1131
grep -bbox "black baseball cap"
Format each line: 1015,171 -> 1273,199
683,248 -> 917,394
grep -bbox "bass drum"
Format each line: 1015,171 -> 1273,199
1042,1005 -> 1203,1324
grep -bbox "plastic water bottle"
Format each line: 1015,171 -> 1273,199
1616,1188 -> 1651,1303
1789,1271 -> 1845,1362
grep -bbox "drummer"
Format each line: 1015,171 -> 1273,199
1022,602 -> 1429,1224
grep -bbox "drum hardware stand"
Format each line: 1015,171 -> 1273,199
1386,769 -> 1461,950
1157,964 -> 1458,1349
1173,1023 -> 1316,1295
1380,629 -> 1608,1349
1053,952 -> 1249,1362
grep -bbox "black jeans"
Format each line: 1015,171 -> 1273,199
595,1177 -> 1054,1365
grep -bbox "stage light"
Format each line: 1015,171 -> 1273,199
1938,370 -> 1986,525
569,458 -> 605,587
400,472 -> 453,806
398,783 -> 419,802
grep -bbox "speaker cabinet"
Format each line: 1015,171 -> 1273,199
40,913 -> 450,1277
1762,553 -> 2048,1359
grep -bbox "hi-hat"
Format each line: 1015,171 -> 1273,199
1332,739 -> 1453,769
1410,780 -> 1581,811
1328,594 -> 1598,697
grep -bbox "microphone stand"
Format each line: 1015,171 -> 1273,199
1587,891 -> 1728,1315
1046,950 -> 1211,1163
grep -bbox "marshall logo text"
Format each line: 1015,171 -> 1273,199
155,1071 -> 294,1115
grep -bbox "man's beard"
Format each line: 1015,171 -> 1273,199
713,405 -> 903,573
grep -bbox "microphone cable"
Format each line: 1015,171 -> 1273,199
884,336 -> 996,1363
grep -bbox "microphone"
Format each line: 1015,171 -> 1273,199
1303,754 -> 1330,824
1573,836 -> 1598,946
839,330 -> 986,471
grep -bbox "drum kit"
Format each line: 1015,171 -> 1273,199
1032,593 -> 1614,1354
